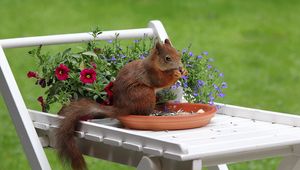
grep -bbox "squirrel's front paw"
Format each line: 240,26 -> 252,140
179,67 -> 188,76
173,70 -> 182,79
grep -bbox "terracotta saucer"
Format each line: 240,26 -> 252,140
117,103 -> 216,131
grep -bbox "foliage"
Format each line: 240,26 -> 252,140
27,32 -> 154,112
27,31 -> 226,112
178,47 -> 227,104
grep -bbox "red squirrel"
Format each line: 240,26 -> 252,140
56,39 -> 187,170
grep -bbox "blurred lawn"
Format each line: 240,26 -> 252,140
1,0 -> 300,169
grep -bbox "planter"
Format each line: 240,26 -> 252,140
117,103 -> 216,131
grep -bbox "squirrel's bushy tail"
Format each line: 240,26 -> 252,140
56,98 -> 114,170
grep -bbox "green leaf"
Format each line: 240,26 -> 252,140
62,48 -> 72,57
71,54 -> 81,59
82,51 -> 97,57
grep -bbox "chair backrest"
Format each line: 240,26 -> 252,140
0,20 -> 169,170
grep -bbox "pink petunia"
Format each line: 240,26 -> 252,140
55,64 -> 70,80
80,68 -> 97,84
27,71 -> 38,78
102,81 -> 114,105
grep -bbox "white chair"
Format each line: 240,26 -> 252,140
1,20 -> 300,170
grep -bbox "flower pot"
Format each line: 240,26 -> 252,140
117,103 -> 216,131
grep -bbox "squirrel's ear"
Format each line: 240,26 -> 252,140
155,41 -> 163,53
164,39 -> 172,46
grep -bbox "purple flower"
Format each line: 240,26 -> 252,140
183,82 -> 188,88
171,85 -> 177,89
218,93 -> 225,98
39,79 -> 46,88
134,40 -> 139,43
203,51 -> 209,55
171,81 -> 181,89
107,40 -> 113,43
197,80 -> 205,87
120,54 -> 126,58
181,75 -> 188,80
182,49 -> 187,54
197,55 -> 203,59
219,73 -> 224,77
213,84 -> 219,90
207,65 -> 212,69
193,93 -> 198,97
139,55 -> 145,59
111,56 -> 116,61
188,52 -> 193,57
208,58 -> 214,62
221,82 -> 228,88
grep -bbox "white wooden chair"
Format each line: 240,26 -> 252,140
1,20 -> 300,170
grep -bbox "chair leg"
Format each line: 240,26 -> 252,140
277,155 -> 300,170
207,164 -> 229,170
192,159 -> 203,170
137,156 -> 204,170
137,156 -> 161,170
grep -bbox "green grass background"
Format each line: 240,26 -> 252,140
1,0 -> 300,169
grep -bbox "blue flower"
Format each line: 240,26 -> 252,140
107,40 -> 113,43
111,56 -> 116,61
219,73 -> 224,77
171,85 -> 177,89
183,82 -> 188,88
218,93 -> 225,98
134,40 -> 139,43
208,94 -> 215,105
120,54 -> 126,59
207,65 -> 212,69
139,55 -> 145,59
171,81 -> 181,89
181,75 -> 188,80
197,80 -> 205,87
221,82 -> 228,88
197,55 -> 203,59
193,93 -> 198,97
182,49 -> 187,54
203,51 -> 209,55
188,52 -> 193,57
213,84 -> 219,90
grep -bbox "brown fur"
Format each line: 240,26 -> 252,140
56,39 -> 187,170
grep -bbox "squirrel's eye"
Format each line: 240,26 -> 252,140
165,55 -> 172,62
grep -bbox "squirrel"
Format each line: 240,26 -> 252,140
55,39 -> 187,170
